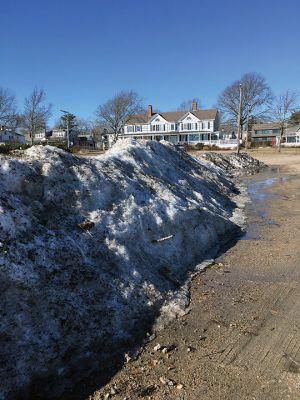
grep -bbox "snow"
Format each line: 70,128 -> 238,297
198,152 -> 264,175
0,140 -> 264,398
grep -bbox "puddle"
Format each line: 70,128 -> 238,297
241,167 -> 288,240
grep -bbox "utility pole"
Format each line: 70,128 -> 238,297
245,107 -> 250,151
66,116 -> 70,149
237,84 -> 243,154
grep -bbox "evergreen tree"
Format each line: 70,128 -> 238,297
59,113 -> 77,130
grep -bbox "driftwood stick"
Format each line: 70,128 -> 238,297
153,235 -> 173,243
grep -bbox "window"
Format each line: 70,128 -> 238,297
256,129 -> 279,135
190,134 -> 199,142
201,122 -> 204,130
195,123 -> 198,130
127,126 -> 134,133
187,123 -> 192,130
208,122 -> 210,129
171,124 -> 175,130
135,126 -> 142,132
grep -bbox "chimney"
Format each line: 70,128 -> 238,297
192,102 -> 197,112
147,104 -> 153,117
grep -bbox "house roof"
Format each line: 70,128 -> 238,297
284,125 -> 300,135
127,109 -> 218,125
252,123 -> 300,135
128,114 -> 151,124
252,123 -> 281,131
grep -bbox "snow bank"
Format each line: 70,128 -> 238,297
0,141 -> 260,398
198,152 -> 265,174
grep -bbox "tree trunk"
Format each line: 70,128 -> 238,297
278,138 -> 281,152
278,127 -> 284,153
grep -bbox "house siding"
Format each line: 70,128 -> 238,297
0,130 -> 26,144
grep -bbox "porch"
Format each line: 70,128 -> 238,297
121,133 -> 238,148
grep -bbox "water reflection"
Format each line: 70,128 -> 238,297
241,167 -> 288,240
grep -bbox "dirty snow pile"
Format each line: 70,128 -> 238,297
0,140 -> 261,398
198,152 -> 265,175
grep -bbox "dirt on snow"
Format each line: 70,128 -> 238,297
2,144 -> 299,400
0,141 -> 264,399
75,149 -> 300,400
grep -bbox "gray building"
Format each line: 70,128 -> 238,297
0,130 -> 26,145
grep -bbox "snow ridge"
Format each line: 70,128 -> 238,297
0,140 -> 261,398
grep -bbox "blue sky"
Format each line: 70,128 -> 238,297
1,0 -> 299,125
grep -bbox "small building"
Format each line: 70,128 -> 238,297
251,123 -> 300,146
34,129 -> 79,145
219,122 -> 237,140
0,130 -> 26,145
282,126 -> 300,146
251,123 -> 281,145
77,134 -> 95,148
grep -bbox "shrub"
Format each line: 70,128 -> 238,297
194,142 -> 204,150
203,144 -> 218,151
0,143 -> 31,154
250,141 -> 273,148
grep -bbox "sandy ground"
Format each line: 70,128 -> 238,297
247,148 -> 300,173
70,149 -> 300,400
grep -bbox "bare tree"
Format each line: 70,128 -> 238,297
217,73 -> 273,133
75,117 -> 94,134
22,87 -> 52,145
96,90 -> 144,143
0,87 -> 19,130
177,97 -> 202,111
271,90 -> 299,152
290,110 -> 300,125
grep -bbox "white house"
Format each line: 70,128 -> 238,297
34,129 -> 79,145
282,125 -> 300,146
0,130 -> 26,145
121,103 -> 237,148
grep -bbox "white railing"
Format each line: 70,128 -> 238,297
178,139 -> 238,148
180,139 -> 237,144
